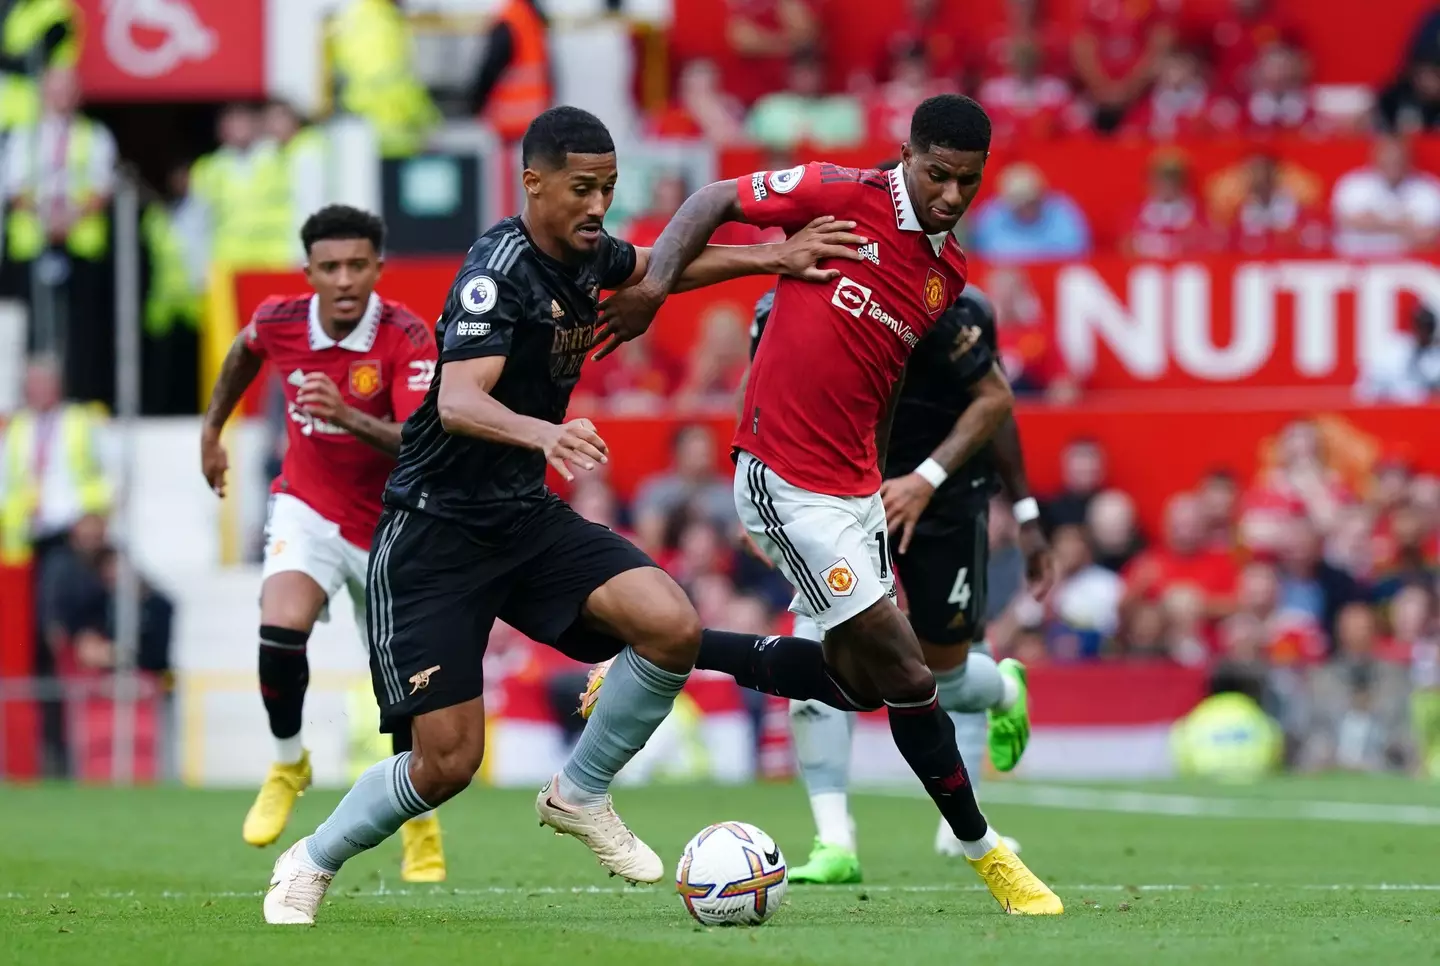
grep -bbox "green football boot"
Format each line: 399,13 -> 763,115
788,839 -> 863,884
987,658 -> 1031,772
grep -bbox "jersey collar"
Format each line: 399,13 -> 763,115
889,166 -> 951,257
308,292 -> 381,352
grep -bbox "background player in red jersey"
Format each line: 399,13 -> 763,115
199,206 -> 447,881
598,95 -> 1062,915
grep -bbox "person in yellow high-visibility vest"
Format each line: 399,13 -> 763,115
264,100 -> 330,251
140,164 -> 207,415
190,103 -> 297,273
1171,667 -> 1283,782
329,0 -> 439,159
0,0 -> 77,133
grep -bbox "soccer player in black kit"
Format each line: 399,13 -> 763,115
262,106 -> 868,925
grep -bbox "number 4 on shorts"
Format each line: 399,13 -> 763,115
947,567 -> 971,607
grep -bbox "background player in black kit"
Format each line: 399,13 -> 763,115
747,277 -> 1056,882
262,106 -> 869,925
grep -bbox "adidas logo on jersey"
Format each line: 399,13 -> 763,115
857,242 -> 880,265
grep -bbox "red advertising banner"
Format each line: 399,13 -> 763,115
76,0 -> 265,101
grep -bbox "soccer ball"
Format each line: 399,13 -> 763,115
675,822 -> 788,926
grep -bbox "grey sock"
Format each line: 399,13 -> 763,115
789,699 -> 854,794
305,752 -> 431,873
935,647 -> 1004,713
559,647 -> 688,806
949,710 -> 988,797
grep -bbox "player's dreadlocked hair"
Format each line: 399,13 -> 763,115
522,106 -> 615,170
300,204 -> 386,256
909,94 -> 991,154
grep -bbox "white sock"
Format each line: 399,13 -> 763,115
275,734 -> 305,765
960,825 -> 1001,860
998,673 -> 1020,712
809,791 -> 855,851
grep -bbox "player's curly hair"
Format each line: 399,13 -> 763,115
909,94 -> 991,154
522,106 -> 615,170
300,205 -> 385,256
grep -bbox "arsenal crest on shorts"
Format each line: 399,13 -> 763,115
923,268 -> 947,316
349,360 -> 383,399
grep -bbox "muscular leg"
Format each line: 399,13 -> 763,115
557,567 -> 698,805
305,698 -> 483,873
258,571 -> 328,762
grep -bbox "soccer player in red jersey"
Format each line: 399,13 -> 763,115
598,95 -> 1062,914
199,206 -> 447,881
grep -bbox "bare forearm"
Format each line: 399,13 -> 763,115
643,182 -> 742,295
202,337 -> 262,437
929,380 -> 1014,475
333,408 -> 403,456
437,384 -> 550,450
991,412 -> 1031,502
674,244 -> 785,293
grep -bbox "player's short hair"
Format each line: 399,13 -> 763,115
300,205 -> 385,256
875,158 -> 900,171
909,94 -> 991,154
522,106 -> 615,170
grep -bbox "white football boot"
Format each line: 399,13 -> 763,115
535,774 -> 664,883
264,838 -> 334,925
935,818 -> 1022,857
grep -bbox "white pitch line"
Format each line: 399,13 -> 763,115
3,883 -> 1438,901
861,783 -> 1440,826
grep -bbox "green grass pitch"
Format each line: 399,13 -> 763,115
2,776 -> 1437,965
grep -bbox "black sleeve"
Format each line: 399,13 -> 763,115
748,289 -> 775,361
596,232 -> 638,290
439,269 -> 525,363
468,22 -> 515,113
947,340 -> 996,390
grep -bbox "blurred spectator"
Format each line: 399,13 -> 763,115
1197,469 -> 1239,551
1171,663 -> 1283,780
0,0 -> 77,132
1225,153 -> 1328,255
1087,489 -> 1144,573
676,309 -> 751,409
1235,560 -> 1325,664
1330,134 -> 1440,257
1370,505 -> 1438,603
1203,0 -> 1300,96
1070,0 -> 1176,132
1042,438 -> 1106,530
1048,524 -> 1123,656
667,519 -> 735,592
1404,582 -> 1440,777
1240,419 -> 1350,553
189,104 -> 294,273
987,267 -> 1078,400
871,0 -> 965,88
1275,516 -> 1366,642
968,163 -> 1091,261
572,337 -> 681,414
1244,42 -> 1315,134
975,0 -> 1067,82
264,100 -> 328,242
1125,151 -> 1214,259
1115,600 -> 1169,661
1161,584 -> 1211,665
141,162 -> 207,416
1354,304 -> 1440,404
1123,493 -> 1239,623
469,0 -> 552,144
622,171 -> 764,249
1124,48 -> 1239,140
570,479 -> 622,531
649,60 -> 749,145
1205,152 -> 1323,233
747,52 -> 863,149
977,39 -> 1081,144
2,67 -> 117,403
632,424 -> 737,542
331,0 -> 439,157
725,0 -> 822,105
865,41 -> 958,145
1377,47 -> 1440,134
1298,603 -> 1412,771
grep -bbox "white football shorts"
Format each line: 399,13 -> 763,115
261,492 -> 369,631
734,451 -> 896,634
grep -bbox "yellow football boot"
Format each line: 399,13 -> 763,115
967,841 -> 1064,915
243,751 -> 312,847
400,813 -> 447,883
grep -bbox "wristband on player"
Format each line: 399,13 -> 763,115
915,458 -> 948,489
1013,497 -> 1040,525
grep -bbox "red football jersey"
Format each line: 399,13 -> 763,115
735,162 -> 969,496
243,292 -> 437,549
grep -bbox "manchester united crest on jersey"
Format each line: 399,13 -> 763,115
923,268 -> 947,316
349,360 -> 383,399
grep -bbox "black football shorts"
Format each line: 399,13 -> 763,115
364,495 -> 655,731
895,500 -> 990,646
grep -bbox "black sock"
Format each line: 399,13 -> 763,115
698,630 -> 878,711
886,691 -> 989,842
258,625 -> 310,740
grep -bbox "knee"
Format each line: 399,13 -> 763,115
410,741 -> 481,804
877,657 -> 936,704
632,593 -> 701,672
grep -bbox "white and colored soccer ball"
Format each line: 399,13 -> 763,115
675,822 -> 788,926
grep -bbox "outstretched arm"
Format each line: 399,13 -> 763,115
199,334 -> 264,496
